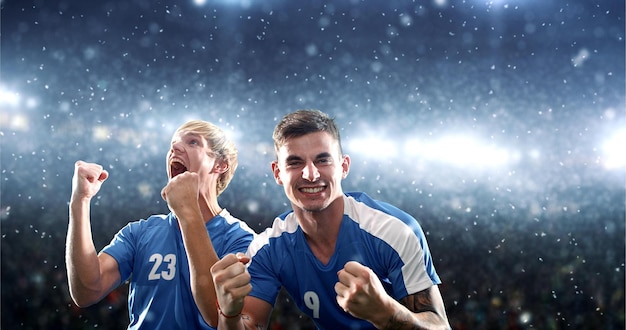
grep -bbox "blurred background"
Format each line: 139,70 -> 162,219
1,0 -> 624,329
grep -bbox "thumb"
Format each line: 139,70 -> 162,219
235,252 -> 250,265
99,169 -> 109,182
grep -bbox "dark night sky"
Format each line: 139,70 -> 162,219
1,0 -> 625,329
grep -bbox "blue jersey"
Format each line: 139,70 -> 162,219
246,192 -> 440,329
102,209 -> 255,330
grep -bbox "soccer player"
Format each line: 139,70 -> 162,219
66,120 -> 255,329
211,110 -> 450,329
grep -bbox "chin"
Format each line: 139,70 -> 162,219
299,200 -> 330,213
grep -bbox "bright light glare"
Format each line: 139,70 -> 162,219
433,0 -> 448,8
0,113 -> 30,131
0,86 -> 31,132
347,132 -> 514,170
519,311 -> 532,324
404,135 -> 513,168
93,125 -> 111,141
0,85 -> 21,107
347,136 -> 399,159
602,129 -> 626,169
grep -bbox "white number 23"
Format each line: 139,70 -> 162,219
148,253 -> 176,280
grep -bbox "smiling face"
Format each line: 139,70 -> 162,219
272,131 -> 350,213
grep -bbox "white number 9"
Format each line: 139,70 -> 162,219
304,291 -> 320,318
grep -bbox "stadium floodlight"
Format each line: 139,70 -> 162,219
404,134 -> 513,169
602,128 -> 626,170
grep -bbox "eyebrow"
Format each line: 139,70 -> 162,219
284,155 -> 303,163
315,152 -> 333,159
284,152 -> 333,163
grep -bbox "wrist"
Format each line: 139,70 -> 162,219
174,208 -> 204,226
368,296 -> 401,328
216,300 -> 241,319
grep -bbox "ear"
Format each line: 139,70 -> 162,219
214,160 -> 229,174
341,154 -> 351,179
271,161 -> 283,185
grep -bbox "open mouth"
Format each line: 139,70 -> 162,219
170,160 -> 188,178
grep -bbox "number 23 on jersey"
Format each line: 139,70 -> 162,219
148,253 -> 176,280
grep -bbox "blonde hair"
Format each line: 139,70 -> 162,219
175,120 -> 238,196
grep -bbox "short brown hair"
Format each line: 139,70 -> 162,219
273,109 -> 343,155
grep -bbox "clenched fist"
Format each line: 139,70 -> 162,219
72,161 -> 109,202
211,253 -> 251,318
335,261 -> 391,321
161,171 -> 200,219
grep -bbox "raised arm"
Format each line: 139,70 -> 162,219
161,171 -> 221,327
65,161 -> 121,307
179,217 -> 220,328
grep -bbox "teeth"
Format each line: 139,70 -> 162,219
301,187 -> 324,193
171,161 -> 185,170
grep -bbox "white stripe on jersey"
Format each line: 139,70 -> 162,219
343,195 -> 431,295
246,212 -> 299,260
220,209 -> 257,235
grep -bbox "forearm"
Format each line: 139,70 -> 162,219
216,314 -> 246,330
370,290 -> 450,330
66,198 -> 102,306
370,299 -> 449,330
178,209 -> 220,327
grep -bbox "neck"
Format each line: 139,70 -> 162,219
296,196 -> 344,264
199,193 -> 222,223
